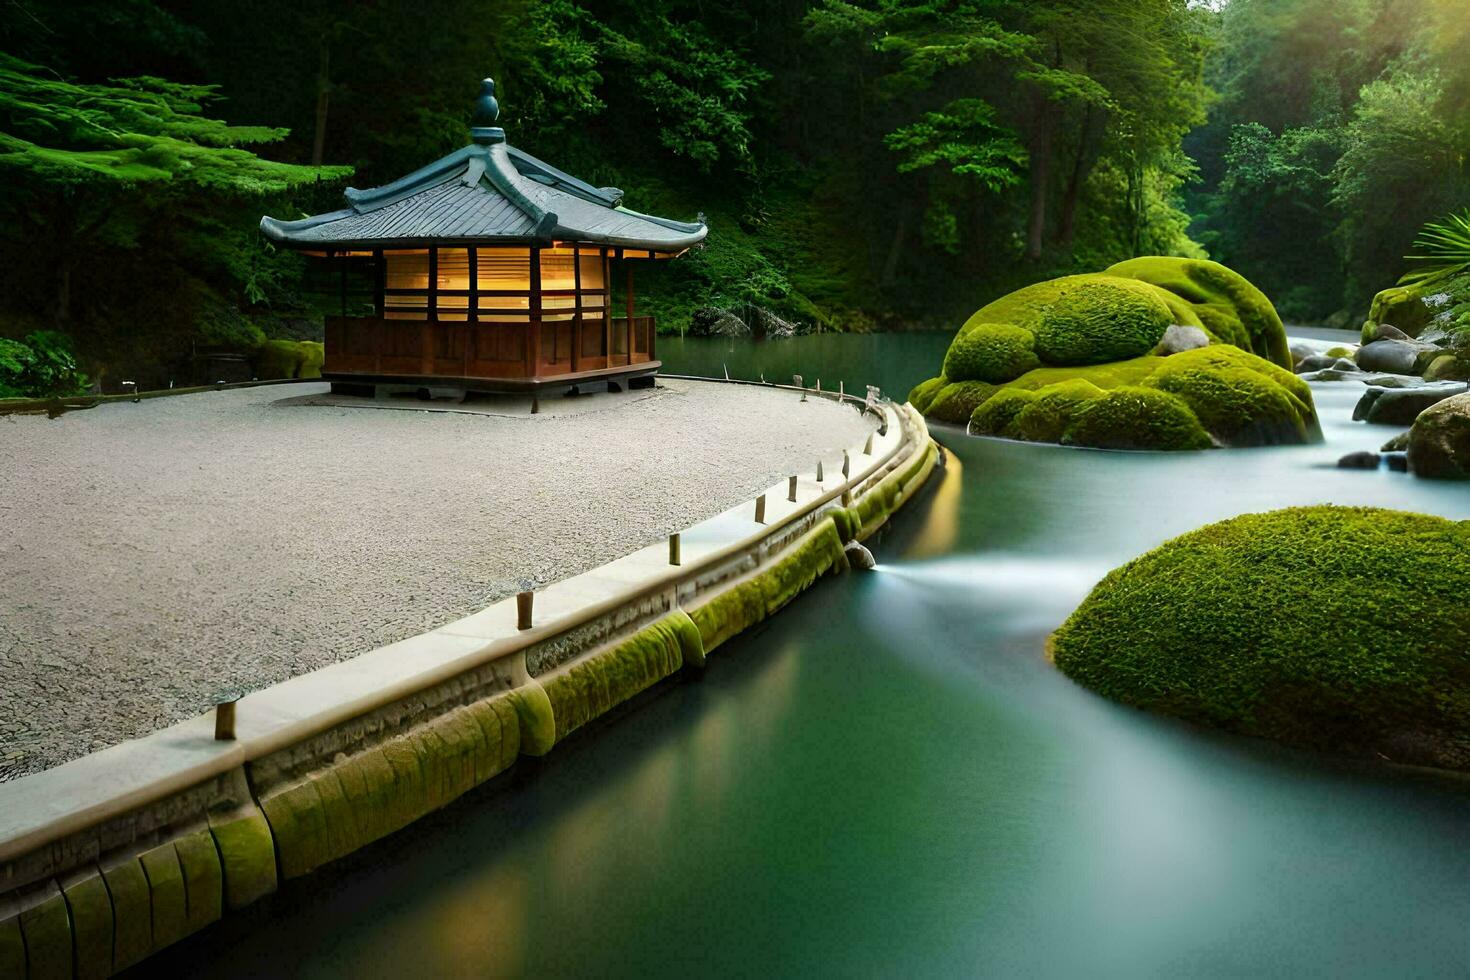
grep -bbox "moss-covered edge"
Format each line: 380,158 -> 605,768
2,413 -> 936,979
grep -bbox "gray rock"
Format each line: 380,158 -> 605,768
1157,324 -> 1211,355
1356,339 -> 1434,375
1353,383 -> 1469,425
1372,323 -> 1412,342
844,540 -> 877,571
1408,391 -> 1470,478
1336,451 -> 1380,470
1380,431 -> 1411,452
1362,374 -> 1430,389
1298,367 -> 1360,382
1289,342 -> 1317,367
1384,452 -> 1410,472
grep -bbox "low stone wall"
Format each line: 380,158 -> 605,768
0,394 -> 936,979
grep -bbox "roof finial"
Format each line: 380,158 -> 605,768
471,77 -> 505,145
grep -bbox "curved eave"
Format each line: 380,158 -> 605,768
260,216 -> 708,253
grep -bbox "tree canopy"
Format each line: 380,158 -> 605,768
2,0 -> 1469,388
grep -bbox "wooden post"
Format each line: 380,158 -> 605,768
214,701 -> 237,741
625,264 -> 635,365
571,247 -> 582,374
517,591 -> 534,630
864,432 -> 874,455
839,380 -> 845,400
842,450 -> 850,478
754,494 -> 766,524
669,533 -> 681,566
788,475 -> 798,502
816,460 -> 824,482
530,247 -> 542,378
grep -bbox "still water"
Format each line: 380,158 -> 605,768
149,335 -> 1470,978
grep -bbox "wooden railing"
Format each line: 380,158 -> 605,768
324,315 -> 657,382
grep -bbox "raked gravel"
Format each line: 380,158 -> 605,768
0,379 -> 872,780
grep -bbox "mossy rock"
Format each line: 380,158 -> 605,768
907,375 -> 948,413
1010,378 -> 1106,443
1062,386 -> 1212,450
1107,256 -> 1291,368
1051,506 -> 1470,771
253,339 -> 324,380
1325,345 -> 1355,359
925,379 -> 998,424
943,322 -> 1041,382
968,388 -> 1036,438
1367,284 -> 1436,338
1031,277 -> 1175,365
1142,345 -> 1318,446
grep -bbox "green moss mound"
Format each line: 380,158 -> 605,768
925,379 -> 998,424
1062,386 -> 1213,450
1010,378 -> 1105,443
1031,278 -> 1174,365
1052,506 -> 1470,771
943,322 -> 1041,382
1106,256 -> 1291,368
913,260 -> 1309,449
1142,345 -> 1318,446
253,339 -> 324,380
968,388 -> 1036,437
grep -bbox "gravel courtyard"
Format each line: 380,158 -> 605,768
0,379 -> 872,780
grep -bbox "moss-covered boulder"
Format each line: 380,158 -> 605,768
910,259 -> 1312,450
943,322 -> 1041,382
1105,257 -> 1291,367
1051,506 -> 1470,771
252,339 -> 324,380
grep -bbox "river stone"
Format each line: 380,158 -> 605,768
1337,451 -> 1380,470
1289,342 -> 1317,368
1372,323 -> 1412,342
1408,391 -> 1470,479
1385,452 -> 1410,472
1352,383 -> 1469,425
1362,373 -> 1429,389
1157,324 -> 1210,355
1380,431 -> 1411,452
1356,339 -> 1434,375
1424,354 -> 1470,382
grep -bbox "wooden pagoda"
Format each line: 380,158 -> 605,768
260,78 -> 706,395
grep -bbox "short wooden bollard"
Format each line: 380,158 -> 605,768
214,701 -> 237,741
838,381 -> 845,399
864,432 -> 874,455
842,450 -> 850,478
816,460 -> 824,482
816,379 -> 822,394
530,395 -> 541,415
669,533 -> 681,566
787,475 -> 798,502
517,591 -> 535,631
754,494 -> 767,524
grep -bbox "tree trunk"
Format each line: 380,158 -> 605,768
312,40 -> 330,166
1026,115 -> 1054,261
880,205 -> 910,288
1056,109 -> 1099,249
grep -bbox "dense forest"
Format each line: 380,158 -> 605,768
2,0 -> 1468,391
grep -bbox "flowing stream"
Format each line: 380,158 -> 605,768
146,334 -> 1470,978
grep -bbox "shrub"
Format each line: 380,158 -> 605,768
1051,506 -> 1470,771
943,322 -> 1040,383
0,330 -> 89,398
1063,386 -> 1213,450
253,339 -> 324,380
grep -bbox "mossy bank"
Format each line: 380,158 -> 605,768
1051,506 -> 1470,772
909,257 -> 1319,450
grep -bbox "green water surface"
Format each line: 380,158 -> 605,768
146,336 -> 1470,979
